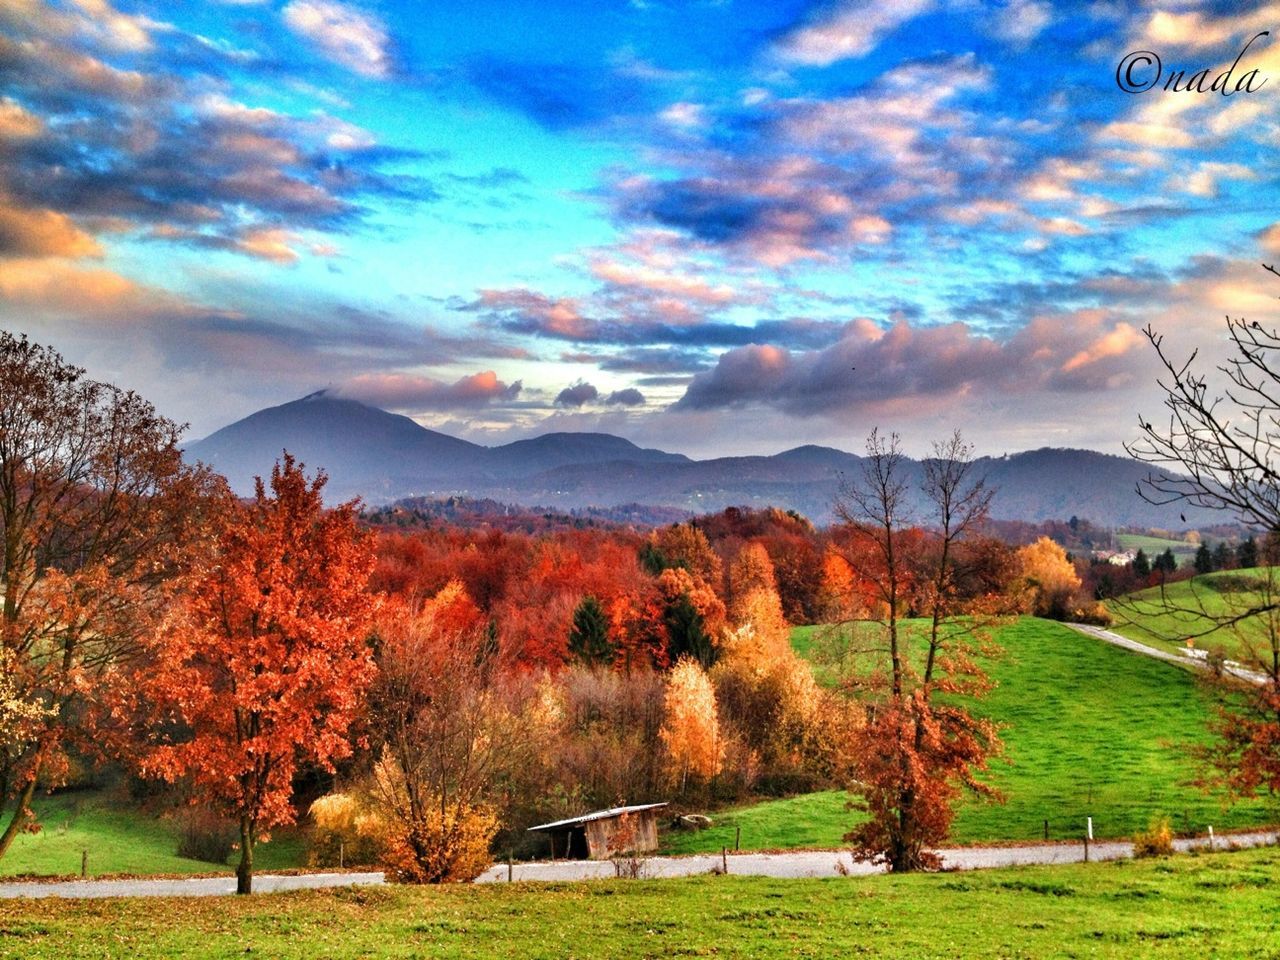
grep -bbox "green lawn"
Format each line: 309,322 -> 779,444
663,617 -> 1278,855
1115,533 -> 1200,561
0,790 -> 305,879
2,847 -> 1278,958
1107,569 -> 1279,662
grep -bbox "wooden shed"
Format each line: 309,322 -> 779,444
527,803 -> 667,860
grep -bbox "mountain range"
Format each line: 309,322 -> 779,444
184,391 -> 1205,528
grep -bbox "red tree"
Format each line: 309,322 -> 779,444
132,455 -> 376,893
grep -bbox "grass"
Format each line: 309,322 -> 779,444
1107,569 -> 1278,662
1115,533 -> 1199,561
0,790 -> 306,879
1,846 -> 1278,958
662,617 -> 1278,855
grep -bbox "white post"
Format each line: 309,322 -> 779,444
1087,817 -> 1093,841
1208,826 -> 1214,851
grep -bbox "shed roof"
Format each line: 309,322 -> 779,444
527,803 -> 668,832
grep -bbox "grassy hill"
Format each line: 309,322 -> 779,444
1114,533 -> 1199,562
663,617 -> 1278,855
1107,569 -> 1277,662
0,790 -> 305,879
4,847 -> 1279,959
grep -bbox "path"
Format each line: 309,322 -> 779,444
5,829 -> 1275,896
0,871 -> 385,900
475,830 -> 1278,882
1065,623 -> 1270,686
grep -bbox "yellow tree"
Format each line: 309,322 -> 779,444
659,658 -> 722,791
1016,537 -> 1081,617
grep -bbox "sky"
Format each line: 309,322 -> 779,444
3,0 -> 1280,458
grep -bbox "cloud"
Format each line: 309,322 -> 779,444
674,312 -> 1151,416
0,6 -> 428,269
604,387 -> 645,406
555,380 -> 600,407
775,0 -> 935,66
607,56 -> 1001,266
282,0 -> 392,79
337,371 -> 523,410
991,0 -> 1051,46
0,205 -> 102,259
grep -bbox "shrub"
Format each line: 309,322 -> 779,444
308,792 -> 385,868
175,809 -> 236,864
1132,815 -> 1175,858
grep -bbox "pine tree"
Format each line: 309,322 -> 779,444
1213,541 -> 1232,571
567,595 -> 614,666
1238,536 -> 1259,569
1133,548 -> 1151,577
1194,542 -> 1214,575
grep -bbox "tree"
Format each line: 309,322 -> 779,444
1125,267 -> 1280,807
133,456 -> 376,893
568,595 -> 614,666
1194,542 -> 1214,575
659,658 -> 722,791
1213,541 -> 1233,572
1133,548 -> 1151,577
834,430 -> 1002,872
369,583 -> 529,882
1154,547 -> 1178,575
0,333 -> 216,861
1015,537 -> 1082,617
1238,536 -> 1259,570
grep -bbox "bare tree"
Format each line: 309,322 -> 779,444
834,430 -> 1001,872
1124,265 -> 1280,800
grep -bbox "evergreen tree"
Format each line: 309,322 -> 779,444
1156,548 -> 1178,574
1194,542 -> 1214,575
1133,548 -> 1151,577
664,593 -> 716,668
1213,541 -> 1232,571
1238,535 -> 1259,569
567,595 -> 614,666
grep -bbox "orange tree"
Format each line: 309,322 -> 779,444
0,333 -> 217,861
131,455 -> 376,893
834,430 -> 1002,872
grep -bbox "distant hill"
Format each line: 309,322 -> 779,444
185,392 -> 1209,528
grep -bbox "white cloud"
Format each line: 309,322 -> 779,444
775,0 -> 934,67
282,0 -> 391,79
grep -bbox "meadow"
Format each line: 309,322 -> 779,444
1,847 -> 1278,959
663,617 -> 1277,855
6,614 -> 1277,877
1113,533 -> 1199,562
1107,569 -> 1278,662
0,792 -> 305,880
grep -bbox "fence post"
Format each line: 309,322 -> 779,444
722,846 -> 728,874
508,852 -> 514,882
81,850 -> 87,879
1208,826 -> 1214,851
735,825 -> 741,852
339,840 -> 344,870
1043,820 -> 1048,841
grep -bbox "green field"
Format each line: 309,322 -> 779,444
663,617 -> 1278,855
1108,569 -> 1278,662
0,790 -> 305,879
1115,533 -> 1200,561
2,847 -> 1278,959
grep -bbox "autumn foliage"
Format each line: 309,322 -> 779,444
130,456 -> 376,893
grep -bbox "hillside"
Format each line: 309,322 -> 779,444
186,393 -> 1208,527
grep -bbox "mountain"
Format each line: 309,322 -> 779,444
185,393 -> 1207,528
185,391 -> 487,502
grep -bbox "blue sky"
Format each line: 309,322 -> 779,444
3,0 -> 1280,456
